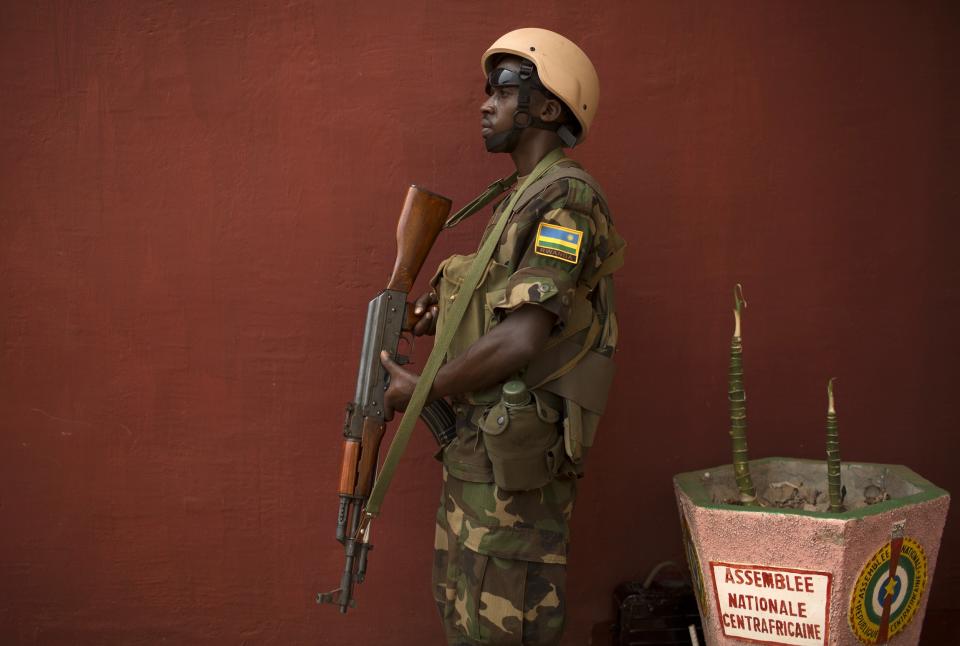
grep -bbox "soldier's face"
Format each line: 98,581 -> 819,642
480,57 -> 523,143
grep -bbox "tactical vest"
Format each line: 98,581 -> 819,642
435,163 -> 625,488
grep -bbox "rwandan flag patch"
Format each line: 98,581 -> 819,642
534,222 -> 583,264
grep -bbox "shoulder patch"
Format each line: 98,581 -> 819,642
534,222 -> 583,265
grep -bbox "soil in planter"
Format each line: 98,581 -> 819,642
699,460 -> 921,512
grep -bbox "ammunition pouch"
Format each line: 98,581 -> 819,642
523,305 -> 616,474
480,391 -> 564,491
439,402 -> 494,483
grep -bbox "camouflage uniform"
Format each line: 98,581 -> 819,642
431,155 -> 621,645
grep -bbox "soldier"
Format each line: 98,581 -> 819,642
381,28 -> 624,645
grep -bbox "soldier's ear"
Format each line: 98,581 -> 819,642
540,97 -> 563,124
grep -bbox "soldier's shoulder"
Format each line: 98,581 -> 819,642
545,165 -> 607,217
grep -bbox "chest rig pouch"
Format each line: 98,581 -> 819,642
431,251 -> 511,484
431,252 -> 511,405
480,383 -> 565,491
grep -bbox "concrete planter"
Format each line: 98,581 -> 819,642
674,457 -> 949,646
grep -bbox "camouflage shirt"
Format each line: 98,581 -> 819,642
433,156 -> 620,397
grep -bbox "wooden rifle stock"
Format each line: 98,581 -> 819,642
387,186 -> 453,329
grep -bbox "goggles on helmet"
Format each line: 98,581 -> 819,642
485,66 -> 545,95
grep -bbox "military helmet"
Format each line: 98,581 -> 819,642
481,28 -> 600,145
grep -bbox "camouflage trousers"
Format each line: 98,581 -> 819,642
433,523 -> 567,645
432,472 -> 573,645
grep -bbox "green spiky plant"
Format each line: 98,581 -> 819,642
826,378 -> 844,512
729,284 -> 757,506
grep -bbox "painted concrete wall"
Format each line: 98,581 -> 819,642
1,1 -> 957,644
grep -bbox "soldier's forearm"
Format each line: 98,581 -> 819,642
430,305 -> 555,400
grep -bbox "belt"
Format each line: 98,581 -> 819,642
451,401 -> 490,428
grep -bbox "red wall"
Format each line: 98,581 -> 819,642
2,2 -> 958,644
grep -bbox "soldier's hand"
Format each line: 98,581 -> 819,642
380,350 -> 419,421
411,290 -> 439,337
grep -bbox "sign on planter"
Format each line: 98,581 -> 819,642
710,562 -> 832,646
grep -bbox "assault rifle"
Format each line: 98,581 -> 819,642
317,185 -> 458,613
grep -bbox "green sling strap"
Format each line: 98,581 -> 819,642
443,172 -> 518,230
358,148 -> 568,528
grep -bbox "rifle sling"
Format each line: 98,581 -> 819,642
443,172 -> 519,229
362,148 -> 567,520
445,163 -> 610,231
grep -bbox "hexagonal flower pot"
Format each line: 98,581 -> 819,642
675,457 -> 949,646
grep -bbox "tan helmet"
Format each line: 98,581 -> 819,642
481,28 -> 600,145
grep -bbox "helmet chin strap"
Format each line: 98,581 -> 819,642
485,61 -> 578,153
484,127 -> 523,153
